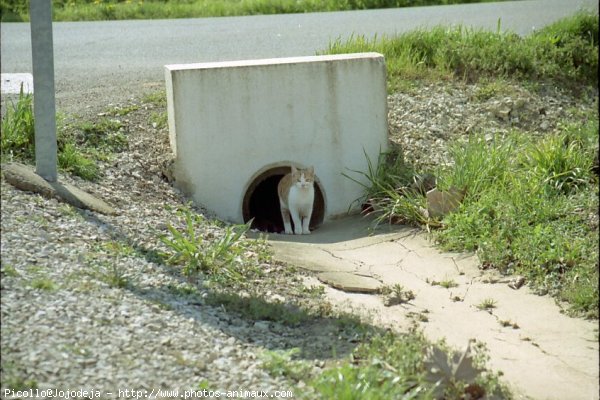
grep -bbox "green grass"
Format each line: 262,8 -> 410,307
323,11 -> 598,91
1,264 -> 20,278
87,259 -> 131,288
1,90 -> 104,181
159,205 -> 267,284
1,90 -> 35,161
0,361 -> 38,391
205,291 -> 311,325
333,12 -> 599,318
476,298 -> 497,311
356,118 -> 598,317
70,118 -> 128,152
307,331 -> 509,399
30,277 -> 58,291
438,123 -> 598,317
142,90 -> 167,107
153,206 -> 512,399
2,0 -> 508,22
150,111 -> 168,129
354,123 -> 599,317
429,278 -> 459,288
57,142 -> 100,180
1,90 -> 134,181
261,348 -> 315,382
380,283 -> 416,306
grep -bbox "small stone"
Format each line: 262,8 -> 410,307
508,276 -> 526,290
269,294 -> 285,303
254,321 -> 270,331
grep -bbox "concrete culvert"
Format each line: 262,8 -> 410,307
242,166 -> 325,233
166,54 -> 388,224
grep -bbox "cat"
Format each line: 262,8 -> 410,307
277,165 -> 315,235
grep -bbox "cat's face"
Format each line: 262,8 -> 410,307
292,166 -> 315,190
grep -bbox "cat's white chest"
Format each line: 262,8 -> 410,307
288,185 -> 314,215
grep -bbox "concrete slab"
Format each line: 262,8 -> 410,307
266,215 -> 599,400
2,162 -> 116,215
317,271 -> 381,293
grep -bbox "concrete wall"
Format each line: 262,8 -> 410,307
165,53 -> 388,224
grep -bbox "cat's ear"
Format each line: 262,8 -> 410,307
307,166 -> 314,175
291,165 -> 298,174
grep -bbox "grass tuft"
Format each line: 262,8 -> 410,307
476,298 -> 497,311
159,205 -> 259,283
1,89 -> 102,181
1,89 -> 35,162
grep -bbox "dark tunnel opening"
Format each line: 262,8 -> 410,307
243,168 -> 325,234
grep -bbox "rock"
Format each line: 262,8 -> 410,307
269,294 -> 286,303
493,105 -> 512,121
508,276 -> 526,290
426,187 -> 466,218
2,162 -> 116,215
253,321 -> 270,331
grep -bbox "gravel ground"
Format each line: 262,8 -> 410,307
1,79 -> 597,398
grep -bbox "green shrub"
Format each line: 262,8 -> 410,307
57,142 -> 100,181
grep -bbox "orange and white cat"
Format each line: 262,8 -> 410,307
277,166 -> 315,235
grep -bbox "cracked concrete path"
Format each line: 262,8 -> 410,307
265,215 -> 599,400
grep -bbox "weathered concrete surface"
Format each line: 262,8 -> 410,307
165,53 -> 388,224
265,215 -> 599,400
317,271 -> 381,293
2,162 -> 116,215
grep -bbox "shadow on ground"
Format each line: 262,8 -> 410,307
249,213 -> 416,244
75,208 -> 387,364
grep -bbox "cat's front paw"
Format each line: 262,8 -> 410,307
294,229 -> 303,235
302,229 -> 311,235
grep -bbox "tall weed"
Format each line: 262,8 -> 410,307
1,89 -> 101,180
1,89 -> 35,162
159,206 -> 253,283
343,147 -> 429,226
439,134 -> 514,197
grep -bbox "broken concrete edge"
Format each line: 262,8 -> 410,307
317,271 -> 382,294
1,162 -> 117,216
269,248 -> 383,293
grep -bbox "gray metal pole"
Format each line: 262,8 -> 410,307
30,0 -> 58,182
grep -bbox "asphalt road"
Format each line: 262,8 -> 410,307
1,0 -> 598,114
